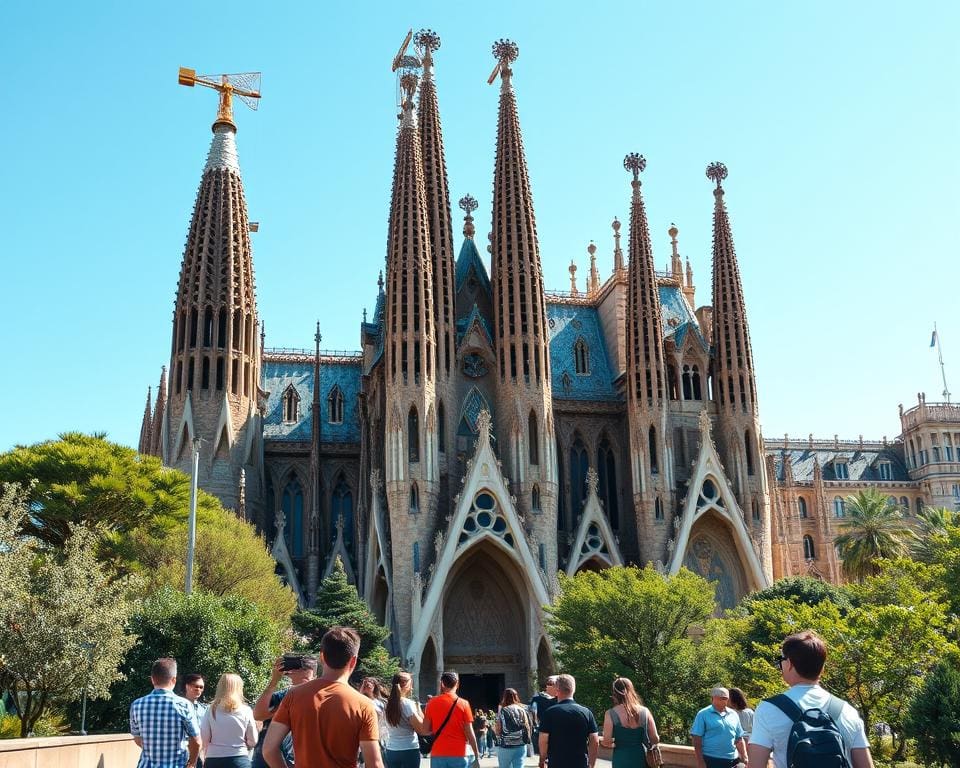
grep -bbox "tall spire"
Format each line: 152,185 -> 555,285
385,67 -> 436,386
489,39 -> 549,386
669,224 -> 683,281
624,153 -> 665,407
612,217 -> 624,272
138,387 -> 153,455
588,241 -> 600,294
415,29 -> 456,383
708,162 -> 757,415
150,366 -> 167,457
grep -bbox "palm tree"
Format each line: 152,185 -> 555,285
912,506 -> 954,563
834,489 -> 915,582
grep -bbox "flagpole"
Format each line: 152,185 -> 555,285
935,323 -> 951,403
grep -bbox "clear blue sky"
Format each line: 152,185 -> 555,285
2,0 -> 958,451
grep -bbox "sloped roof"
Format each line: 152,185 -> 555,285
770,445 -> 910,483
659,284 -> 706,350
546,302 -> 619,401
263,357 -> 362,443
455,237 -> 492,296
456,303 -> 494,346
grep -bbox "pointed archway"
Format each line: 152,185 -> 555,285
566,468 -> 624,575
419,636 -> 438,698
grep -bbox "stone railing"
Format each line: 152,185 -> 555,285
0,733 -> 140,768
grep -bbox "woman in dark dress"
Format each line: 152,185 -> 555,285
600,677 -> 661,768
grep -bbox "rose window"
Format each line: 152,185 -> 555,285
459,491 -> 514,548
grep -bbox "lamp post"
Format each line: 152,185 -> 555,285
79,642 -> 94,736
185,437 -> 201,595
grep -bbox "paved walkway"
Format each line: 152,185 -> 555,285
413,755 -> 612,767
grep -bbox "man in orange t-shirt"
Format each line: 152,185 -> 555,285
423,671 -> 480,768
264,627 -> 383,768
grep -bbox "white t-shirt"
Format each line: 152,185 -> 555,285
383,697 -> 420,751
751,684 -> 870,768
200,703 -> 258,758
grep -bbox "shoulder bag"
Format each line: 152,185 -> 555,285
419,696 -> 459,756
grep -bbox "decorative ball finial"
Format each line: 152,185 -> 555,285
612,216 -> 621,232
587,241 -> 597,256
414,29 -> 441,53
623,152 -> 646,181
399,72 -> 419,102
492,39 -> 520,63
668,223 -> 678,239
706,161 -> 728,189
459,194 -> 478,215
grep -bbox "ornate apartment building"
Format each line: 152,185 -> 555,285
137,34 -> 960,701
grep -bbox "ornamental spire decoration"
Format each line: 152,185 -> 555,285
707,162 -> 757,415
624,152 -> 665,407
415,29 -> 456,382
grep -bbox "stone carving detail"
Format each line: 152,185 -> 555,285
463,353 -> 488,378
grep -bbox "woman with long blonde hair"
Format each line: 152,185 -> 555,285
600,677 -> 661,768
200,673 -> 258,768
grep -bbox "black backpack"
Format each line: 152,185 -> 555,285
766,694 -> 849,768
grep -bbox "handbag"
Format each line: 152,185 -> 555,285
418,696 -> 459,756
640,707 -> 663,767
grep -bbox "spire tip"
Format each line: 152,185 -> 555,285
706,161 -> 728,189
623,152 -> 646,181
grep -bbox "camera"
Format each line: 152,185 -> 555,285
282,653 -> 306,671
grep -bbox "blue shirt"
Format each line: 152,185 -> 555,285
130,688 -> 201,768
690,704 -> 744,759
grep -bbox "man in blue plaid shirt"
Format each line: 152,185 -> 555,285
130,658 -> 202,768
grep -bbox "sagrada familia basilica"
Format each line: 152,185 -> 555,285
138,33 -> 960,700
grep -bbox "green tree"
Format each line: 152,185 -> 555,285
905,655 -> 960,768
0,433 -> 297,624
0,483 -> 139,737
834,489 -> 915,582
912,506 -> 955,564
545,565 -> 725,742
739,576 -> 854,613
292,558 -> 399,683
85,587 -> 283,732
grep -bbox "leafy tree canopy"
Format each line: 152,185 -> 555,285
834,488 -> 915,582
545,565 -> 726,742
739,576 -> 854,613
905,653 -> 960,768
292,558 -> 399,683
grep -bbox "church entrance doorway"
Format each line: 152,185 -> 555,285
458,673 -> 505,711
441,542 -> 529,699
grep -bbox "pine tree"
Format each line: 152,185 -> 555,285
292,557 -> 399,683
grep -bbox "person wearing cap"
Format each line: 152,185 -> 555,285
690,687 -> 748,768
422,671 -> 481,768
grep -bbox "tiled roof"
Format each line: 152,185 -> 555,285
546,303 -> 619,401
456,303 -> 494,346
770,445 -> 910,483
263,358 -> 362,443
455,237 -> 492,296
659,284 -> 706,350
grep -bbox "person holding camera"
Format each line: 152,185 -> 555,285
250,654 -> 317,768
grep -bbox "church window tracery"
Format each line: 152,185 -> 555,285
574,338 -> 590,375
569,438 -> 589,518
458,491 -> 514,548
328,385 -> 344,424
283,386 -> 300,423
282,477 -> 304,557
803,535 -> 816,560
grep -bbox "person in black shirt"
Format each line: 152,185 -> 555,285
529,676 -> 558,755
537,674 -> 599,768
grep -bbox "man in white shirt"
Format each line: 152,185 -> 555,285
749,630 -> 874,768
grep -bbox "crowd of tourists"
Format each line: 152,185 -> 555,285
129,628 -> 874,768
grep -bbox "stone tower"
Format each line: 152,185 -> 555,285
488,40 -> 558,559
622,154 -> 669,560
707,162 -> 770,572
163,102 -> 262,515
383,65 -> 439,644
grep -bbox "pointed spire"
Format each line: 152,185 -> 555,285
623,152 -> 665,407
568,260 -> 579,295
588,241 -> 600,295
490,39 -> 549,385
612,217 -> 624,272
669,224 -> 682,281
415,29 -> 456,381
385,60 -> 435,386
139,387 -> 153,455
313,322 -> 322,407
707,162 -> 757,415
150,366 -> 167,457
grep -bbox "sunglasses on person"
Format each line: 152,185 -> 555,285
774,655 -> 789,671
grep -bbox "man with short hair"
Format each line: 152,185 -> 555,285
251,654 -> 317,768
537,674 -> 599,768
130,658 -> 202,768
423,671 -> 481,768
690,686 -> 748,768
749,630 -> 874,768
529,676 -> 558,756
264,628 -> 382,768
181,674 -> 207,768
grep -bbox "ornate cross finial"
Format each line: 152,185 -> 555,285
415,28 -> 441,53
612,217 -> 623,271
459,194 -> 478,238
493,39 -> 520,64
623,152 -> 646,181
706,161 -> 728,189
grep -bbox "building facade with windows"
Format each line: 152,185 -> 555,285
135,34 -> 952,702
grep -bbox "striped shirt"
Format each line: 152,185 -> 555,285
130,688 -> 201,768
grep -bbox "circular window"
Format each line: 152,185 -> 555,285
701,478 -> 718,500
477,511 -> 493,528
475,492 -> 496,511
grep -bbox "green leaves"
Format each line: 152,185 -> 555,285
834,489 -> 916,582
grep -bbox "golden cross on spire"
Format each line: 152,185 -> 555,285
178,68 -> 261,130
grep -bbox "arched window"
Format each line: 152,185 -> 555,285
531,484 -> 541,512
282,477 -> 304,558
900,496 -> 909,512
328,385 -> 344,424
752,499 -> 761,521
682,365 -> 692,400
409,483 -> 419,513
556,437 -> 566,530
331,475 -> 353,547
217,308 -> 227,350
915,498 -> 924,516
178,311 -> 187,352
528,411 -> 539,465
597,439 -> 619,530
833,496 -> 846,517
667,365 -> 679,400
189,308 -> 198,348
692,365 -> 703,400
797,496 -> 808,519
215,357 -> 224,390
201,357 -> 210,389
745,430 -> 755,476
203,307 -> 214,347
283,386 -> 299,423
438,401 -> 446,454
232,310 -> 242,351
887,495 -> 898,507
412,541 -> 420,573
569,438 -> 589,517
654,497 -> 664,520
408,407 -> 419,463
574,338 -> 590,375
187,358 -> 195,391
648,426 -> 659,475
803,535 -> 816,560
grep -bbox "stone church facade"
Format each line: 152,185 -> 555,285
138,34 -> 960,700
